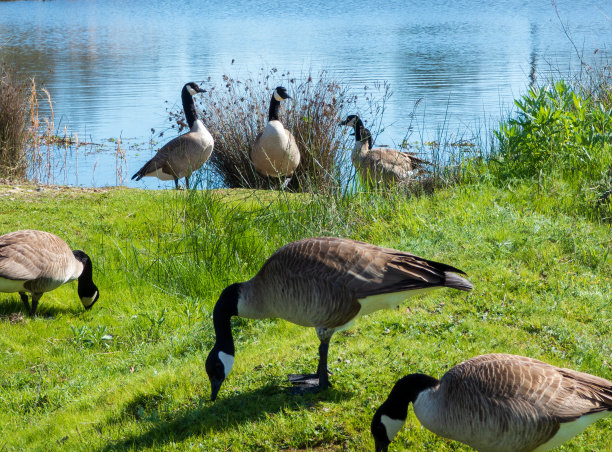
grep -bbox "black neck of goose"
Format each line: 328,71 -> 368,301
268,95 -> 281,122
382,373 -> 439,420
181,87 -> 199,130
354,122 -> 373,149
212,283 -> 240,355
73,250 -> 97,297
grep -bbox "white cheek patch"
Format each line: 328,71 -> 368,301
273,90 -> 284,102
381,415 -> 405,442
218,351 -> 234,377
81,291 -> 98,307
186,85 -> 197,96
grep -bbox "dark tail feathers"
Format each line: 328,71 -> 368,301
444,271 -> 473,292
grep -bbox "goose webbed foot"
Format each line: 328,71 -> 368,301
287,341 -> 332,395
287,372 -> 332,395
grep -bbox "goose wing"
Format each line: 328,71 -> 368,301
366,148 -> 428,177
0,230 -> 72,281
250,131 -> 264,161
132,132 -> 203,180
446,354 -> 612,421
262,237 -> 470,299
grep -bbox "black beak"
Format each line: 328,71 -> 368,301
210,377 -> 223,401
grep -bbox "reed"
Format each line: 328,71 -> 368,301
0,64 -> 28,180
167,69 -> 398,193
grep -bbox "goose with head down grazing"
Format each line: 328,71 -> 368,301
0,229 -> 99,315
132,81 -> 214,189
250,86 -> 300,183
371,353 -> 612,452
205,236 -> 472,401
340,114 -> 429,188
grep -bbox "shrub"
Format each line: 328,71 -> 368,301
492,78 -> 612,216
0,64 -> 29,180
167,69 -> 393,193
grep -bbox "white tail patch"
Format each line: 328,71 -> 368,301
533,411 -> 611,451
381,415 -> 405,441
218,351 -> 234,378
357,288 -> 435,318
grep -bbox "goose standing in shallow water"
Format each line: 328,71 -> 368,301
0,230 -> 99,315
250,86 -> 300,183
205,236 -> 472,401
340,115 -> 429,188
371,353 -> 612,452
132,82 -> 214,189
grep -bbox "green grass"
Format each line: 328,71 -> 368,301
0,181 -> 610,451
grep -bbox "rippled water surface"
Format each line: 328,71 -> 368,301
0,0 -> 610,187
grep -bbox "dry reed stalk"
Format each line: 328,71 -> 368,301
0,64 -> 28,180
167,69 -> 367,193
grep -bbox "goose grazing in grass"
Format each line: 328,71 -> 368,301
340,115 -> 429,187
0,230 -> 99,315
132,81 -> 213,189
250,86 -> 300,183
371,353 -> 612,452
205,236 -> 472,401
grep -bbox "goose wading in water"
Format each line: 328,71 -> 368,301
205,236 -> 472,401
132,81 -> 214,189
250,86 -> 300,186
340,114 -> 429,188
0,230 -> 99,315
371,353 -> 612,452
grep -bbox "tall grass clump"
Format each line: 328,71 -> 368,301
491,74 -> 612,218
168,69 -> 393,193
0,64 -> 29,180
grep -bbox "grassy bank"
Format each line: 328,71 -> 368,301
0,182 -> 610,451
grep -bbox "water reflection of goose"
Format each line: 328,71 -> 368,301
132,82 -> 214,189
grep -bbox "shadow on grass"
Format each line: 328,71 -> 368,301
98,383 -> 353,451
0,295 -> 83,318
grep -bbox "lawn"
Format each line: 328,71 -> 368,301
0,181 -> 610,451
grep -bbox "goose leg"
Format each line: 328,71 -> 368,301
20,292 -> 30,313
30,294 -> 41,315
174,178 -> 180,190
280,177 -> 291,190
288,329 -> 334,394
317,340 -> 331,389
185,176 -> 190,190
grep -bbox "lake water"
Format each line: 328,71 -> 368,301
0,0 -> 610,188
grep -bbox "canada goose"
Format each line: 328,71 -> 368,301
205,236 -> 472,401
132,82 -> 214,189
250,86 -> 300,180
340,115 -> 429,187
0,230 -> 99,315
371,353 -> 612,452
